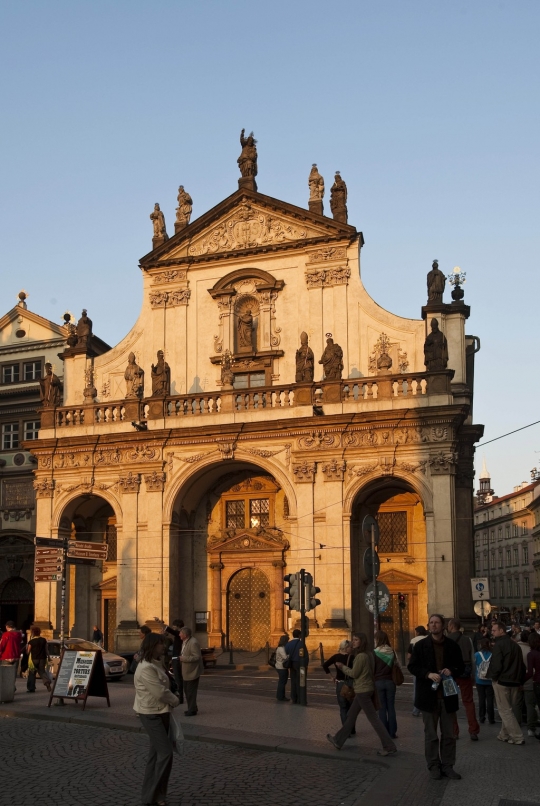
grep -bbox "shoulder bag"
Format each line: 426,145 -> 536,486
391,652 -> 404,686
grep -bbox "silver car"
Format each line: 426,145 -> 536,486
47,638 -> 128,681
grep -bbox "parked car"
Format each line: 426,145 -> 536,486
46,638 -> 128,681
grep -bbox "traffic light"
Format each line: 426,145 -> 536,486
284,573 -> 301,611
398,592 -> 406,609
303,572 -> 321,612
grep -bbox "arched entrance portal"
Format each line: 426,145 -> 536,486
170,463 -> 290,649
0,577 -> 34,630
57,495 -> 117,647
351,479 -> 427,650
228,568 -> 271,651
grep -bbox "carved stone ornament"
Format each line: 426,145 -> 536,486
428,451 -> 459,475
343,429 -> 379,448
177,452 -> 210,464
321,459 -> 346,481
95,448 -> 122,465
216,441 -> 235,461
305,267 -> 350,289
188,200 -> 309,256
124,445 -> 158,462
144,471 -> 166,492
297,430 -> 338,450
149,289 -> 191,308
368,333 -> 409,375
307,247 -> 347,263
152,270 -> 186,284
293,462 -> 317,483
245,444 -> 291,466
33,479 -> 55,498
118,472 -> 141,493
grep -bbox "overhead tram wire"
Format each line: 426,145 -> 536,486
477,419 -> 540,447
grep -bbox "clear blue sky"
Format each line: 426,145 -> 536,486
1,1 -> 539,494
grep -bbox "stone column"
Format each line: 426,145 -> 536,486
32,486 -> 56,636
427,457 -> 457,617
141,472 -> 167,624
209,561 -> 224,646
115,475 -> 139,652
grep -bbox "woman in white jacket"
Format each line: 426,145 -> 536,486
134,633 -> 180,806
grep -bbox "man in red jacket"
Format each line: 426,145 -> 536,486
0,621 -> 22,663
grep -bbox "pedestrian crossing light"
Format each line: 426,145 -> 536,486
303,572 -> 321,612
284,573 -> 301,611
398,592 -> 406,609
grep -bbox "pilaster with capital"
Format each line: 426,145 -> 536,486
209,562 -> 224,644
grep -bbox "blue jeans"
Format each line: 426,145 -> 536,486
276,668 -> 289,700
376,678 -> 397,738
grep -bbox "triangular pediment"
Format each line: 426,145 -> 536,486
208,527 -> 289,553
379,569 -> 424,586
0,305 -> 68,348
140,189 -> 357,267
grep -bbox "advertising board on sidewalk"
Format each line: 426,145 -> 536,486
48,649 -> 110,711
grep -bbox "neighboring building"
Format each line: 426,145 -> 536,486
530,477 -> 540,616
474,460 -> 540,621
0,293 -> 68,629
28,143 -> 484,653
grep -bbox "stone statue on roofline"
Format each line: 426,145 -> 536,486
125,352 -> 144,399
295,332 -> 315,383
238,129 -> 258,191
150,203 -> 168,247
319,334 -> 343,380
427,259 -> 446,305
39,363 -> 62,408
175,186 -> 193,233
330,172 -> 348,223
151,350 -> 171,396
308,164 -> 324,216
424,318 -> 448,371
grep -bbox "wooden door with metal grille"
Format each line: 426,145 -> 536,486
227,568 -> 271,651
103,599 -> 117,652
379,593 -> 410,662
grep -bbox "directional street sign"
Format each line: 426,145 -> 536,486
471,577 -> 490,601
364,581 -> 390,614
363,547 -> 380,580
68,541 -> 108,561
35,573 -> 62,582
35,537 -> 64,548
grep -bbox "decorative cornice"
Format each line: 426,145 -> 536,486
33,479 -> 55,498
293,461 -> 317,483
117,472 -> 140,493
144,471 -> 166,492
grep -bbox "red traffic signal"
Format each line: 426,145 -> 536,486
398,592 -> 406,608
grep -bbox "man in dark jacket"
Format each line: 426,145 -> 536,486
408,614 -> 464,780
164,619 -> 184,704
488,620 -> 526,744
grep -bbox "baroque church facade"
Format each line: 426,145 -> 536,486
29,136 -> 483,652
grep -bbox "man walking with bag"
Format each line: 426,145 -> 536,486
447,618 -> 480,740
408,614 -> 464,780
285,629 -> 304,704
488,620 -> 526,744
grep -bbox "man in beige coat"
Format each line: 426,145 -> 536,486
179,627 -> 203,715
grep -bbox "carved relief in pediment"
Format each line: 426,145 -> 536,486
207,528 -> 288,553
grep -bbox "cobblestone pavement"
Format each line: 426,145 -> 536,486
0,717 -> 379,806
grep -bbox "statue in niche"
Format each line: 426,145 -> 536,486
175,186 -> 193,232
308,164 -> 325,215
330,172 -> 348,223
424,318 -> 449,371
238,129 -> 258,178
295,332 -> 315,383
151,350 -> 171,396
427,260 -> 446,305
237,309 -> 254,350
150,203 -> 168,242
76,309 -> 93,348
124,352 -> 144,399
319,334 -> 343,380
39,363 -> 62,407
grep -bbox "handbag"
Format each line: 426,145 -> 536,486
168,709 -> 184,753
340,683 -> 356,702
392,652 -> 404,686
268,651 -> 277,668
282,655 -> 291,669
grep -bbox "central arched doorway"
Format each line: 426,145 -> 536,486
0,577 -> 34,629
227,568 -> 271,651
170,462 -> 290,649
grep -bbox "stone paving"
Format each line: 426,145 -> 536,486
0,717 -> 379,806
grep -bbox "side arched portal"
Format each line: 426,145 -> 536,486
351,478 -> 427,647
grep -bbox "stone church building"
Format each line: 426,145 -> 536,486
29,138 -> 483,652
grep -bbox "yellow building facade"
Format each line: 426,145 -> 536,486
29,164 -> 483,652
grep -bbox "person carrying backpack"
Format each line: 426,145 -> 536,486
474,638 -> 495,724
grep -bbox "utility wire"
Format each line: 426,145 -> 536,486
478,419 -> 540,447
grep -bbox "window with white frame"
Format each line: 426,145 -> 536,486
23,420 -> 40,440
522,521 -> 527,535
523,546 -> 529,565
2,364 -> 20,383
1,422 -> 19,449
23,361 -> 42,380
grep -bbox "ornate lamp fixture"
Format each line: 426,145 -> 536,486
448,266 -> 466,302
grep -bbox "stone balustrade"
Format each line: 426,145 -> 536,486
48,371 -> 455,427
